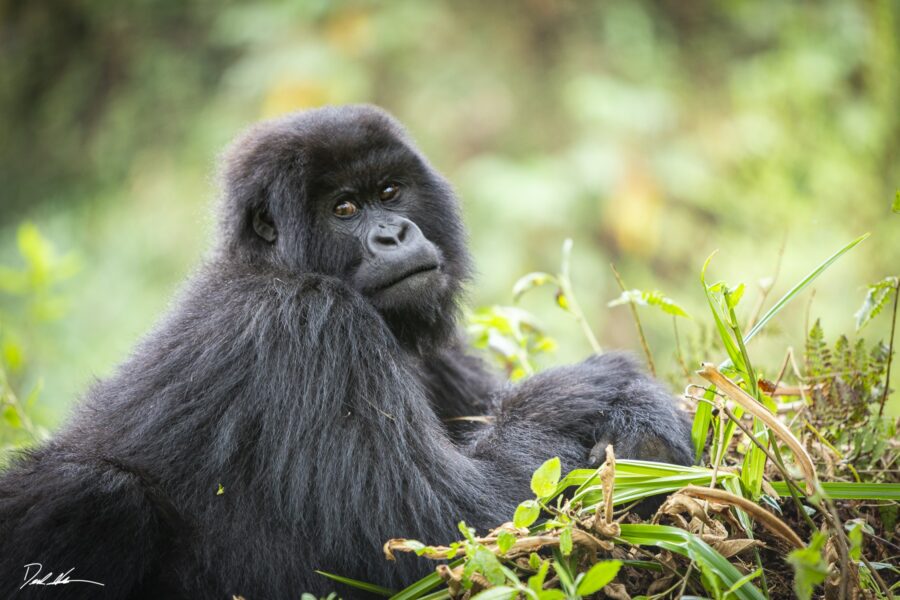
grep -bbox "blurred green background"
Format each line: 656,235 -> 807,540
1,0 -> 898,435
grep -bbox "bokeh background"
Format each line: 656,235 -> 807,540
1,0 -> 898,435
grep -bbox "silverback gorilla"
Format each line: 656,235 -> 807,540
0,105 -> 692,599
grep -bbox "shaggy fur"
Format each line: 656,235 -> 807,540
0,105 -> 692,599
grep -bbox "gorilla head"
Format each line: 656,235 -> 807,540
217,105 -> 471,345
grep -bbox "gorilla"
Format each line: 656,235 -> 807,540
0,105 -> 692,599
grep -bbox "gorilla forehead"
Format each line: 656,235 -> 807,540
224,104 -> 423,199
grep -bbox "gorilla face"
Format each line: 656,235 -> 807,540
219,105 -> 471,343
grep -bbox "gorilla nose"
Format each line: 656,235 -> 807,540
366,217 -> 421,254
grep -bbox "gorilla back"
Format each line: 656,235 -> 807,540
0,105 -> 693,599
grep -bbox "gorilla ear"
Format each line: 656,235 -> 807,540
252,207 -> 277,243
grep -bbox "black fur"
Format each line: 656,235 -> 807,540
0,105 -> 692,599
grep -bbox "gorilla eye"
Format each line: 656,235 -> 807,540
333,200 -> 359,218
379,183 -> 400,202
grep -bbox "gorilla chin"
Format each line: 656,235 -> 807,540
368,265 -> 449,313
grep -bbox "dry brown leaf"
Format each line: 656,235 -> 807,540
680,485 -> 804,549
711,538 -> 764,558
603,582 -> 632,600
646,575 -> 676,595
698,363 -> 818,494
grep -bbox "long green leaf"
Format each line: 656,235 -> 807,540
722,233 -> 870,368
316,571 -> 394,597
389,559 -> 464,600
771,481 -> 900,500
619,524 -> 766,600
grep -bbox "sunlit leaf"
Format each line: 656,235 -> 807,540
513,500 -> 540,528
497,531 -> 516,554
531,457 -> 561,498
725,283 -> 745,309
559,523 -> 573,556
575,560 -> 622,595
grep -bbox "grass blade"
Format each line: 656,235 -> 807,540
390,562 -> 462,600
721,233 -> 870,368
619,524 -> 767,600
316,570 -> 394,597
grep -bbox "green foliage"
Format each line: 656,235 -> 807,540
805,320 -> 894,470
0,224 -> 79,455
854,276 -> 898,331
607,288 -> 691,318
787,532 -> 828,600
530,457 -> 561,499
574,560 -> 621,596
513,500 -> 540,529
467,306 -> 556,380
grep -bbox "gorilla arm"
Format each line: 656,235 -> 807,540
0,450 -> 173,599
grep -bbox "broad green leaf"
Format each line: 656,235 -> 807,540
575,560 -> 622,595
787,532 -> 828,600
497,531 -> 516,554
512,272 -> 557,302
893,190 -> 900,213
514,500 -> 541,528
530,457 -> 561,498
466,547 -> 506,586
559,523 -> 573,556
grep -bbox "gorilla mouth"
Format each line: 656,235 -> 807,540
371,263 -> 440,293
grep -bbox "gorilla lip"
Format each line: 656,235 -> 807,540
371,263 -> 439,293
